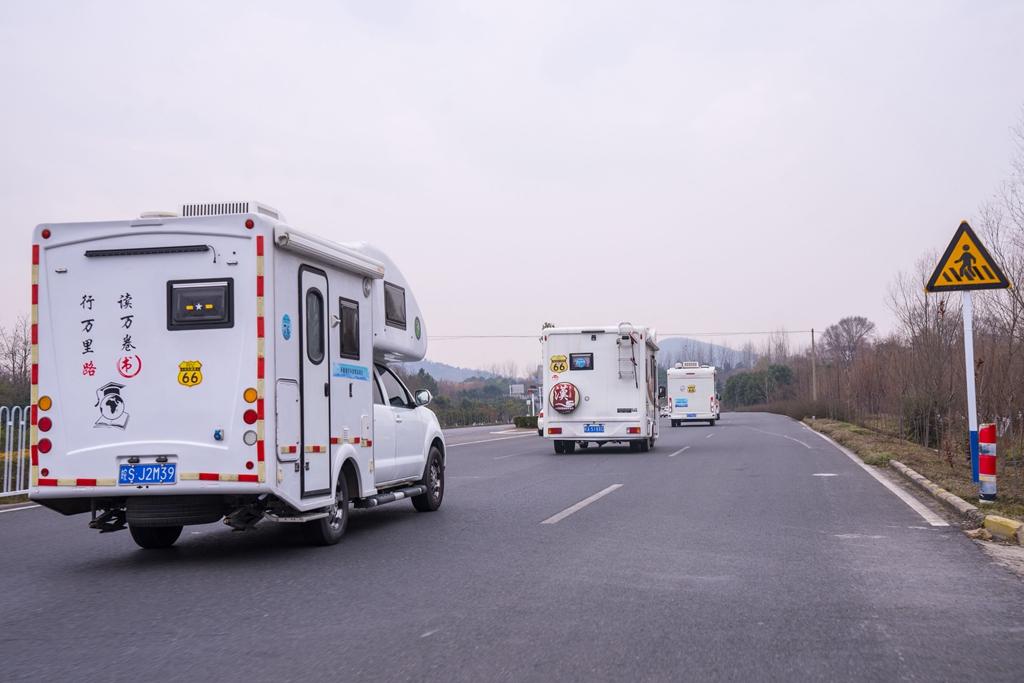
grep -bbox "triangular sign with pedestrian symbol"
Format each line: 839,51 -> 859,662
925,221 -> 1011,292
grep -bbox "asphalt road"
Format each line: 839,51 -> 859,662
2,413 -> 1023,682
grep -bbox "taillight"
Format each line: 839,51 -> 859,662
547,427 -> 562,435
627,427 -> 641,434
38,438 -> 52,453
38,417 -> 52,432
243,409 -> 258,424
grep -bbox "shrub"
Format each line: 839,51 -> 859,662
513,415 -> 538,429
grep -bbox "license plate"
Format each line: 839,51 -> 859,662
686,413 -> 697,418
119,463 -> 177,486
584,424 -> 605,433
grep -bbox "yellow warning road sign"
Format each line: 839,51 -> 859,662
926,221 -> 1010,292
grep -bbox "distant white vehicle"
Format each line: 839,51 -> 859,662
536,409 -> 545,437
667,362 -> 719,426
540,323 -> 661,453
30,201 -> 445,549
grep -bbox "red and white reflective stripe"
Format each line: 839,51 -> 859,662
279,445 -> 298,455
30,243 -> 39,486
179,472 -> 260,483
304,445 -> 326,453
37,478 -> 117,487
255,234 -> 266,483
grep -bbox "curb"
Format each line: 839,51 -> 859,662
889,460 -> 1024,544
888,460 -> 986,529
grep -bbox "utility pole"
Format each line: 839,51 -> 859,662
811,328 -> 818,402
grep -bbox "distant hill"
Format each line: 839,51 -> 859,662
656,337 -> 747,369
398,359 -> 497,383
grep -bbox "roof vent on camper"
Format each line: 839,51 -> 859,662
139,210 -> 179,219
674,362 -> 683,369
618,322 -> 634,337
682,361 -> 700,368
180,201 -> 284,222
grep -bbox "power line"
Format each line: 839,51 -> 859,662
430,330 -> 815,340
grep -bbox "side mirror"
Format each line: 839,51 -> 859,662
415,389 -> 433,407
658,386 -> 666,399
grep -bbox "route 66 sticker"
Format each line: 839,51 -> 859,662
178,360 -> 203,387
549,355 -> 568,373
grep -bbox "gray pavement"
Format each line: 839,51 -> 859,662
1,413 -> 1022,682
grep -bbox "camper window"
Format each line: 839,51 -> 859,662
377,364 -> 413,408
569,353 -> 594,371
339,298 -> 360,360
305,289 -> 325,364
166,279 -> 233,330
384,282 -> 407,330
372,373 -> 385,405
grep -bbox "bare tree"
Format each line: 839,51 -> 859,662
821,316 -> 876,367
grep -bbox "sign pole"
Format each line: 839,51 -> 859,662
963,291 -> 979,483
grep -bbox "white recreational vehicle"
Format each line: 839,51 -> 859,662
667,362 -> 720,426
29,201 -> 445,549
541,324 -> 660,453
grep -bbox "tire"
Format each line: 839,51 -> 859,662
709,420 -> 716,426
412,447 -> 444,512
537,429 -> 543,437
639,438 -> 650,453
579,441 -> 589,449
126,495 -> 224,527
553,440 -> 564,454
129,524 -> 182,549
563,440 -> 576,454
671,420 -> 678,428
305,473 -> 349,546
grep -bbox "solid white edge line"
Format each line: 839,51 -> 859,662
667,446 -> 691,458
0,504 -> 40,514
541,484 -> 623,525
807,428 -> 949,527
447,434 -> 536,448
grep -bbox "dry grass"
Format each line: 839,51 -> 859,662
805,418 -> 1024,523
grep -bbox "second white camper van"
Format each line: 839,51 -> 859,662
541,324 -> 660,453
667,362 -> 720,426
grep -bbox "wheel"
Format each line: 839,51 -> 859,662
639,438 -> 650,453
553,440 -> 564,454
412,447 -> 444,512
709,420 -> 716,426
537,429 -> 543,437
562,440 -> 576,454
129,524 -> 182,549
305,473 -> 349,546
671,420 -> 678,428
579,441 -> 589,449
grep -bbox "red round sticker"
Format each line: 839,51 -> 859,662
117,355 -> 142,378
550,382 -> 580,414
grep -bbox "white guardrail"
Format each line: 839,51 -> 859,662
1,405 -> 31,499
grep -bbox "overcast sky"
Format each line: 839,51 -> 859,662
2,1 -> 1023,372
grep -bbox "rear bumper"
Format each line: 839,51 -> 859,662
670,412 -> 717,421
31,479 -> 271,502
544,420 -> 653,440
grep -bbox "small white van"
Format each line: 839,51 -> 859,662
667,362 -> 719,426
30,201 -> 445,549
541,323 -> 660,453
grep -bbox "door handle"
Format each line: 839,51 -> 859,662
324,382 -> 330,397
395,415 -> 403,423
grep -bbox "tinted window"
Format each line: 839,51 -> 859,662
167,279 -> 233,330
377,365 -> 412,408
384,282 -> 406,329
305,289 -> 324,364
339,298 -> 359,360
569,353 -> 594,371
373,374 -> 385,405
